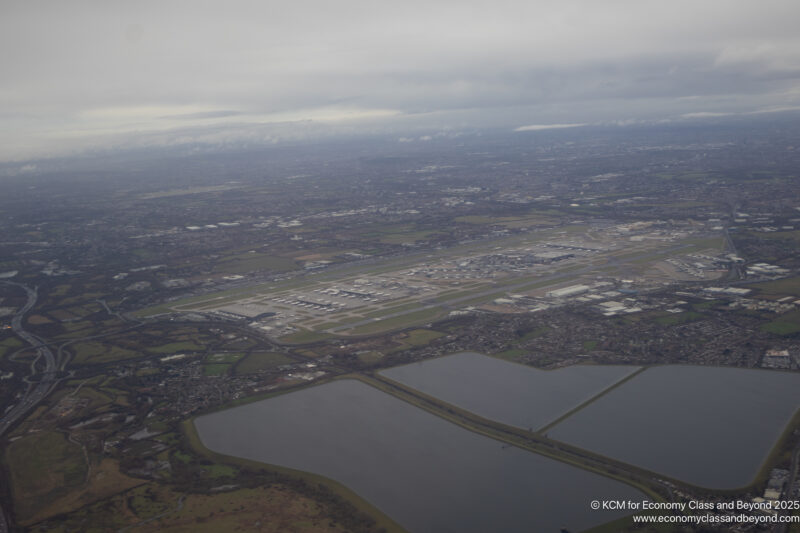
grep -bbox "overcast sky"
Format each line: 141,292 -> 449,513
3,0 -> 800,162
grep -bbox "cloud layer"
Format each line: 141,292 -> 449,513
3,0 -> 800,160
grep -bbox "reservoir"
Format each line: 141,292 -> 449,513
195,379 -> 645,533
548,365 -> 800,488
380,351 -> 639,430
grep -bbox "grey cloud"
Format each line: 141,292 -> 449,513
160,110 -> 243,120
2,0 -> 800,161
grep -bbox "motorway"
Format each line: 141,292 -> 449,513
0,282 -> 63,533
0,282 -> 61,437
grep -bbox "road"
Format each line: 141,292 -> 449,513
0,288 -> 151,533
0,282 -> 61,437
364,373 -> 678,505
0,282 -> 66,533
721,226 -> 746,281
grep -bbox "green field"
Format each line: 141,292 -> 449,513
517,326 -> 551,342
71,341 -> 142,364
356,222 -> 442,245
202,363 -> 231,376
379,230 -> 440,244
206,352 -> 245,364
35,482 -> 360,533
747,229 -> 800,245
401,329 -> 444,346
357,351 -> 385,364
75,386 -> 115,409
310,320 -> 341,331
0,336 -> 23,359
147,341 -> 204,354
363,301 -> 426,319
496,348 -> 528,361
278,330 -> 336,344
345,307 -> 443,336
455,214 -> 557,228
582,340 -> 599,351
654,311 -> 703,326
761,310 -> 800,335
6,431 -> 86,522
213,252 -> 300,275
752,276 -> 800,297
681,236 -> 726,250
0,337 -> 24,349
235,351 -> 294,374
692,299 -> 721,310
53,320 -> 98,339
388,328 -> 444,352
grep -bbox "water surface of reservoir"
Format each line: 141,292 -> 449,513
548,365 -> 800,488
380,351 -> 639,430
195,379 -> 645,533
